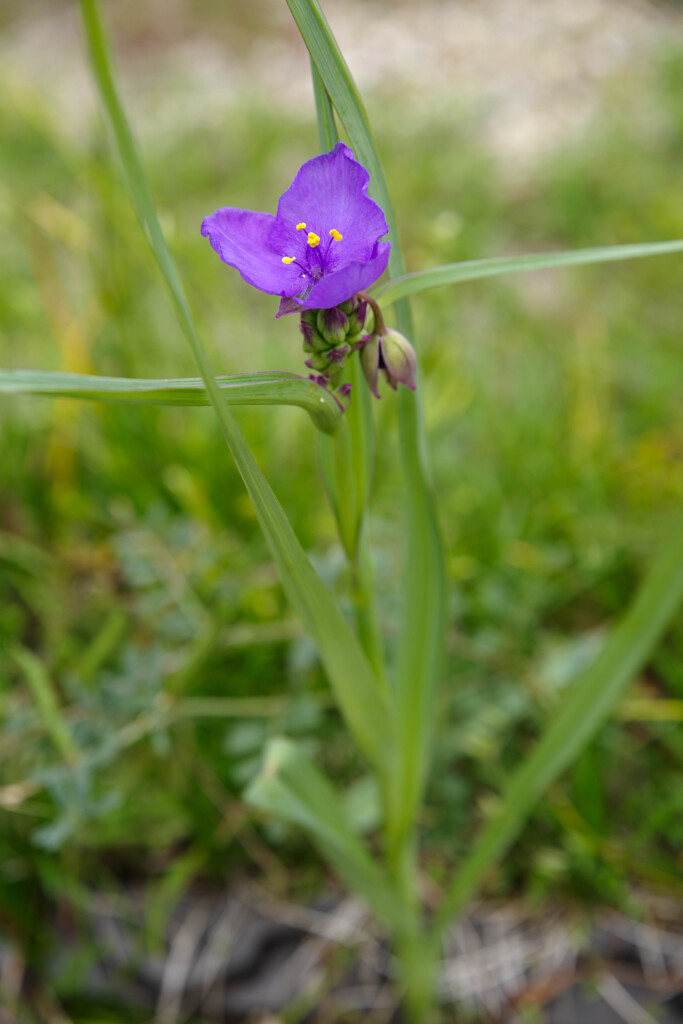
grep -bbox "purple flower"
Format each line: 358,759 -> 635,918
201,143 -> 391,316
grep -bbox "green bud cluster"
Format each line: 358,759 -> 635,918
298,292 -> 418,401
300,295 -> 370,379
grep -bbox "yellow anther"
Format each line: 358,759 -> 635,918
329,228 -> 343,241
307,231 -> 321,248
282,256 -> 296,264
296,222 -> 307,231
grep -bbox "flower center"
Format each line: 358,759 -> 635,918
281,223 -> 343,267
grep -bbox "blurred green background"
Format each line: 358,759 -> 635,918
1,0 -> 683,1016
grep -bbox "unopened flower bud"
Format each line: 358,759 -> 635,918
335,381 -> 352,411
300,317 -> 328,353
316,307 -> 349,346
327,345 -> 350,366
379,328 -> 417,391
305,352 -> 330,372
359,333 -> 380,399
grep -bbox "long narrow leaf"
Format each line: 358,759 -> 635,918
288,0 -> 447,844
79,0 -> 395,772
431,514 -> 683,940
310,61 -> 384,678
11,647 -> 78,765
246,738 -> 409,930
310,57 -> 339,151
374,239 -> 683,304
0,368 -> 343,433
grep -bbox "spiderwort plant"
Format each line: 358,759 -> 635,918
1,2 -> 678,1021
200,140 -> 435,1015
201,142 -> 416,395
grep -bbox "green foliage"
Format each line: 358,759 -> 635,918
0,368 -> 344,433
2,7 -> 683,1016
246,737 -> 408,929
78,0 -> 396,783
376,238 -> 683,305
286,0 -> 448,854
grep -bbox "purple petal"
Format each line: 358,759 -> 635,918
301,242 -> 391,310
269,142 -> 389,266
201,208 -> 302,296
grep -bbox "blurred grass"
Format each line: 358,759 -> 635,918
1,9 -> 683,1009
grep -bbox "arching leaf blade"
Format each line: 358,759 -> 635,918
374,239 -> 683,304
288,0 -> 447,845
246,738 -> 409,931
78,0 -> 396,772
0,368 -> 344,432
310,57 -> 339,151
432,513 -> 683,940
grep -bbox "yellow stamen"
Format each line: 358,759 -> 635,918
307,231 -> 321,248
329,228 -> 343,241
296,222 -> 307,231
282,256 -> 296,264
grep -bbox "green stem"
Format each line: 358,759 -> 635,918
293,7 -> 445,1016
317,354 -> 386,684
386,825 -> 439,1021
395,901 -> 438,1024
350,527 -> 386,686
345,354 -> 387,687
357,290 -> 387,336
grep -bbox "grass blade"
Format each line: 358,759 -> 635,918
432,513 -> 683,940
287,0 -> 447,846
310,57 -> 339,150
11,647 -> 78,765
246,738 -> 409,930
78,0 -> 395,772
0,369 -> 344,433
310,58 -> 385,680
374,240 -> 683,304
